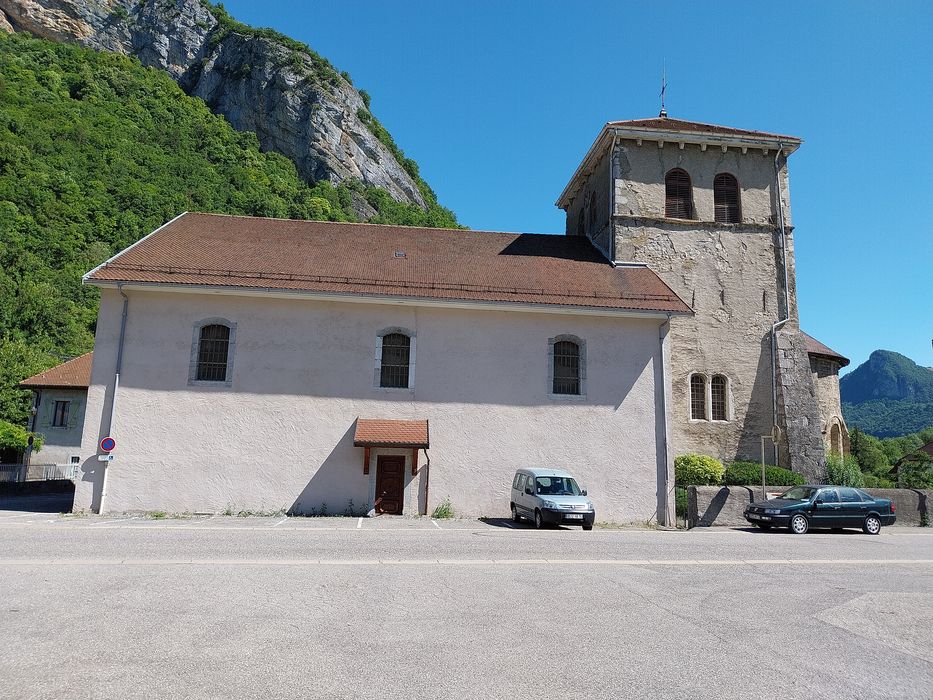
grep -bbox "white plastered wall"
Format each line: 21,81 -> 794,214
76,288 -> 669,523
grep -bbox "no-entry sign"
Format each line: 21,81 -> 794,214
100,436 -> 116,452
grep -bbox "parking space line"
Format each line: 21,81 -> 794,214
356,517 -> 362,529
271,517 -> 288,527
431,520 -> 441,529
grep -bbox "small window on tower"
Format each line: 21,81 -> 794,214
714,173 -> 741,224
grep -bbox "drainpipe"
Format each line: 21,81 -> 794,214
98,283 -> 129,514
421,449 -> 430,516
770,144 -> 790,466
658,315 -> 673,526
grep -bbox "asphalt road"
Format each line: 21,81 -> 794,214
1,513 -> 931,699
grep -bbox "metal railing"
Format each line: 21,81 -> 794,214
0,464 -> 69,483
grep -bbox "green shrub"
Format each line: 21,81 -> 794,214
723,462 -> 805,487
0,419 -> 43,452
861,474 -> 896,489
674,454 -> 724,486
825,453 -> 865,487
896,451 -> 933,489
674,486 -> 687,520
432,497 -> 454,519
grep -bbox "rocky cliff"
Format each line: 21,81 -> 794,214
0,0 -> 430,215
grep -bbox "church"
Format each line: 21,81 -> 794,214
22,116 -> 848,522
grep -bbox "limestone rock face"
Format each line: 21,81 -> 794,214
0,11 -> 12,33
0,0 -> 426,208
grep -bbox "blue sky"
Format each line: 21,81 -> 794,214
222,0 -> 932,373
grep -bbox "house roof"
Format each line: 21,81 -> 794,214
353,419 -> 429,448
606,117 -> 801,142
802,332 -> 850,367
19,352 -> 93,389
84,213 -> 691,315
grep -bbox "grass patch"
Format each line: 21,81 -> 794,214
149,510 -> 167,519
432,497 -> 454,519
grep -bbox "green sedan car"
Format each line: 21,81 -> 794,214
744,485 -> 896,535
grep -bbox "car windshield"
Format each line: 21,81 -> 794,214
779,486 -> 817,501
535,476 -> 581,496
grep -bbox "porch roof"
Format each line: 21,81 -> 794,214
353,419 -> 430,448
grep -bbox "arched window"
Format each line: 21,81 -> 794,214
690,375 -> 706,420
576,208 -> 585,236
196,324 -> 231,382
665,168 -> 694,219
711,375 -> 727,421
552,340 -> 581,395
380,332 -> 411,388
714,173 -> 741,224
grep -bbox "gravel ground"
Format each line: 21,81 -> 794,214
1,512 -> 931,699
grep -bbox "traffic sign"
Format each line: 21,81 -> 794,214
100,436 -> 116,452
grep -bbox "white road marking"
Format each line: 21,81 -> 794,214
431,520 -> 441,529
356,517 -> 363,529
1,558 -> 932,567
271,517 -> 288,527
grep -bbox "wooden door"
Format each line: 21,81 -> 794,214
375,456 -> 405,514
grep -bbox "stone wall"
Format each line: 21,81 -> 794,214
564,150 -> 612,259
811,357 -> 849,455
774,330 -> 826,480
688,485 -> 932,528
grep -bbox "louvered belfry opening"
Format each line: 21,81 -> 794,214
196,324 -> 230,381
380,333 -> 411,388
665,168 -> 694,219
714,173 -> 741,224
552,341 -> 581,395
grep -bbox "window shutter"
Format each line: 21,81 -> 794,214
714,174 -> 740,224
39,397 -> 52,428
665,169 -> 694,219
68,399 -> 82,429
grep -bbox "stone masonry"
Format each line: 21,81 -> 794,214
558,117 -> 832,477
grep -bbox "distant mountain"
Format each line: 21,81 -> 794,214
842,350 -> 933,437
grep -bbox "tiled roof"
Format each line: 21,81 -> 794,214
802,332 -> 850,367
353,419 -> 429,448
84,213 -> 691,315
607,117 -> 800,142
19,352 -> 93,389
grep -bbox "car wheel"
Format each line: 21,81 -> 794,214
511,504 -> 522,523
534,509 -> 544,529
790,514 -> 809,534
756,523 -> 772,531
863,515 -> 882,535
582,525 -> 593,531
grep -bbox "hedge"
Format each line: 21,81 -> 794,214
722,462 -> 805,487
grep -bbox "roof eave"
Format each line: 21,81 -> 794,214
86,278 -> 692,318
556,124 -> 802,210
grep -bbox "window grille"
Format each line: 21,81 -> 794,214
714,173 -> 741,223
665,169 -> 694,219
52,400 -> 70,427
552,341 -> 581,395
196,324 -> 230,381
690,375 -> 706,420
380,333 -> 411,388
711,375 -> 727,421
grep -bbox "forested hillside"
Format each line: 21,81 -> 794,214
0,33 -> 456,429
841,350 -> 933,437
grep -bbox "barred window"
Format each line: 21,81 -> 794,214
690,375 -> 706,420
711,375 -> 727,421
380,332 -> 411,388
665,168 -> 695,219
196,324 -> 231,381
552,340 -> 581,395
714,173 -> 741,224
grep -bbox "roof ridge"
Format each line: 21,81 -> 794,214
186,211 -> 565,239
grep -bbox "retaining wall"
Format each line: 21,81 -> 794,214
688,486 -> 931,528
